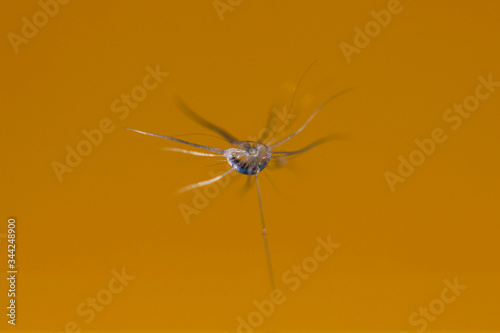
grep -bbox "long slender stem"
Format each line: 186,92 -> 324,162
255,174 -> 276,290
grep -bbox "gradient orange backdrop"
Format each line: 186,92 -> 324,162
1,0 -> 500,332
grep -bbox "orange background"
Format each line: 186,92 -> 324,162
1,0 -> 499,332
